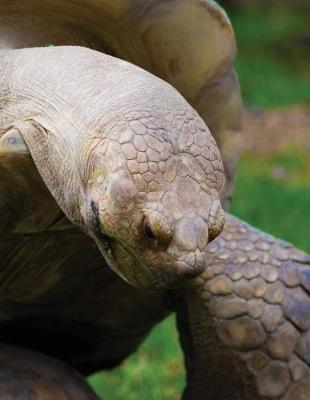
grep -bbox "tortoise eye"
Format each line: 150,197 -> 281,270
143,217 -> 156,241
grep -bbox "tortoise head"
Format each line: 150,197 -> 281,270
84,108 -> 225,289
5,47 -> 225,290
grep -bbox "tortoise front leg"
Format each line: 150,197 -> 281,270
177,213 -> 310,399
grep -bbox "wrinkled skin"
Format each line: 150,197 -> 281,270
0,46 -> 225,289
0,1 -> 309,400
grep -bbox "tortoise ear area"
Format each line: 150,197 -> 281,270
105,174 -> 138,215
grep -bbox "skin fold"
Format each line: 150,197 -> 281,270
0,1 -> 308,399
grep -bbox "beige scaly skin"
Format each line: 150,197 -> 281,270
0,46 -> 225,290
0,1 -> 309,399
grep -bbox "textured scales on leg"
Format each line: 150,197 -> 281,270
180,213 -> 310,399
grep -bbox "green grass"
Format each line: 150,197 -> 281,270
231,149 -> 310,253
88,4 -> 310,399
228,5 -> 310,107
88,316 -> 185,400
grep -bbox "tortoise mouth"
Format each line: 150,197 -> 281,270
93,236 -> 132,284
88,201 -> 124,278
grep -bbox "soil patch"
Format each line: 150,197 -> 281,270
242,106 -> 310,155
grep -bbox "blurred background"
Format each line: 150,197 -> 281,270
89,1 -> 310,398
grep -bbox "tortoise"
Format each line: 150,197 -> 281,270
0,1 -> 309,399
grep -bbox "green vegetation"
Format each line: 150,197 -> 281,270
89,3 -> 310,399
231,149 -> 310,253
88,316 -> 185,400
229,5 -> 310,107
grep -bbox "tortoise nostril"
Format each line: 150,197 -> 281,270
142,212 -> 174,247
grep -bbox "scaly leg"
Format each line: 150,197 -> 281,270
178,213 -> 310,399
